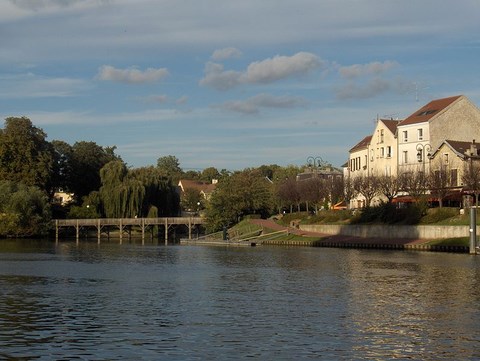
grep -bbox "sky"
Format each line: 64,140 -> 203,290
1,0 -> 480,171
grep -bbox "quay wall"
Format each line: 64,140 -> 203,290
300,224 -> 470,239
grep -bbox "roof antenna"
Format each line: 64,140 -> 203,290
413,81 -> 429,102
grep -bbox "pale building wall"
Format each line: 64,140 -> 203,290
347,146 -> 369,209
397,122 -> 431,176
429,144 -> 466,188
429,96 -> 480,150
368,120 -> 398,177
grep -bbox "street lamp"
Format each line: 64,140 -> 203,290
307,156 -> 324,172
416,143 -> 431,174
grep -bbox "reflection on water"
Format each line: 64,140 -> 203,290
1,240 -> 480,360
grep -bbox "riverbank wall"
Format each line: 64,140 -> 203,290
299,224 -> 470,240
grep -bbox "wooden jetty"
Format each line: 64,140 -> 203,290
54,217 -> 205,244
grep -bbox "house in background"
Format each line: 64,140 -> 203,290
53,189 -> 74,206
178,179 -> 217,201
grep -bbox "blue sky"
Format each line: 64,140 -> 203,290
1,0 -> 479,171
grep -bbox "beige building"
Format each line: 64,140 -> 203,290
345,95 -> 480,208
397,95 -> 480,176
368,118 -> 399,177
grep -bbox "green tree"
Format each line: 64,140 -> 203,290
205,169 -> 273,231
157,155 -> 183,182
200,167 -> 220,182
129,166 -> 180,217
0,180 -> 51,237
51,140 -> 74,192
99,160 -> 146,218
69,141 -> 119,203
181,188 -> 203,213
0,117 -> 54,193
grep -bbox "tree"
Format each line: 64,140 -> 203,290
297,177 -> 325,212
0,180 -> 51,237
352,174 -> 379,207
343,176 -> 356,209
0,117 -> 54,193
276,177 -> 300,212
200,167 -> 220,183
69,141 -> 119,203
377,175 -> 401,203
399,170 -> 427,202
129,166 -> 180,216
51,140 -> 74,193
205,169 -> 274,231
463,159 -> 480,207
428,162 -> 451,208
99,160 -> 146,218
181,188 -> 203,213
157,155 -> 183,182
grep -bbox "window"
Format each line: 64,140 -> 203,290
380,129 -> 384,143
403,131 -> 408,143
403,151 -> 408,164
450,169 -> 458,186
386,146 -> 392,158
418,128 -> 423,141
380,147 -> 385,158
444,153 -> 449,164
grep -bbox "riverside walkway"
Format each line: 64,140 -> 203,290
54,217 -> 205,244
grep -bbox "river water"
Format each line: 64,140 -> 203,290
1,240 -> 479,360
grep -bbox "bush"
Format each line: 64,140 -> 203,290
420,207 -> 459,224
350,202 -> 424,225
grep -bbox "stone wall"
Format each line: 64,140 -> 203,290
300,224 -> 470,239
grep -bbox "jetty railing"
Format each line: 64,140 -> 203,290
54,217 -> 205,244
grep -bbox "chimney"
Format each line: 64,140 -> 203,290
471,139 -> 477,157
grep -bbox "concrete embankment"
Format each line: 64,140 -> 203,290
299,224 -> 470,240
250,219 -> 470,253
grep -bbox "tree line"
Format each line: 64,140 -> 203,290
0,117 -> 348,236
0,117 -> 177,236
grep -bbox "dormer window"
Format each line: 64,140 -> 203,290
417,109 -> 437,116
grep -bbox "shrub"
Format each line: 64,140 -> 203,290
420,207 -> 458,224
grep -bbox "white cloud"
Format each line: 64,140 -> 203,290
244,52 -> 323,84
339,61 -> 398,79
96,65 -> 169,84
144,94 -> 168,104
200,52 -> 324,90
199,62 -> 242,90
335,78 -> 391,100
211,47 -> 242,61
0,73 -> 90,98
219,93 -> 307,114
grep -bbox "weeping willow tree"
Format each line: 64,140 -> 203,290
100,161 -> 146,218
129,166 -> 180,217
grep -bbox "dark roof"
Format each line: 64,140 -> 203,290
398,95 -> 462,126
349,135 -> 372,153
431,139 -> 479,158
380,118 -> 400,134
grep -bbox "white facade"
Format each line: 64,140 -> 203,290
368,119 -> 399,177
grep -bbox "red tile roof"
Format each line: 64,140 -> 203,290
398,95 -> 462,126
379,118 -> 400,134
178,179 -> 216,194
349,135 -> 372,153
